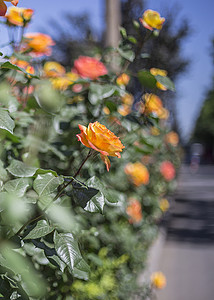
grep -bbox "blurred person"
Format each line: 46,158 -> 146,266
190,143 -> 203,173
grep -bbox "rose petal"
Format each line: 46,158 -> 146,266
87,140 -> 109,156
100,154 -> 111,172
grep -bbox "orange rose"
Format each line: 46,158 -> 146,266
76,121 -> 125,171
0,0 -> 18,16
151,272 -> 166,289
5,7 -> 33,26
150,68 -> 168,90
165,131 -> 179,147
116,73 -> 130,86
74,56 -> 108,80
22,33 -> 55,57
124,162 -> 149,186
160,161 -> 175,181
140,9 -> 165,31
144,93 -> 168,119
126,198 -> 142,224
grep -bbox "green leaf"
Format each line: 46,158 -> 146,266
0,51 -> 3,56
47,255 -> 66,272
72,259 -> 90,280
24,220 -> 54,240
88,83 -> 116,105
127,36 -> 137,44
0,243 -> 46,298
35,168 -> 58,177
0,61 -> 39,79
87,176 -> 118,202
133,20 -> 140,29
54,231 -> 82,271
7,160 -> 38,177
4,178 -> 30,197
155,74 -> 175,91
0,61 -> 24,71
0,108 -> 15,134
138,70 -> 157,89
0,160 -> 8,182
33,173 -> 63,197
72,181 -> 105,214
117,48 -> 135,62
119,26 -> 127,38
72,176 -> 118,213
84,177 -> 106,213
37,195 -> 53,210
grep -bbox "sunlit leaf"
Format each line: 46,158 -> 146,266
117,48 -> 135,62
72,258 -> 90,280
7,160 -> 37,178
89,83 -> 116,105
4,178 -> 30,197
54,231 -> 82,271
33,173 -> 63,197
0,109 -> 15,134
24,220 -> 54,240
155,74 -> 175,91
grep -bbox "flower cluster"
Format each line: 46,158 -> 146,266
5,6 -> 33,26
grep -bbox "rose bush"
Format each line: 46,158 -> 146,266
0,6 -> 180,300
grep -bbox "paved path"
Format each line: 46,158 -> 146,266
157,165 -> 214,300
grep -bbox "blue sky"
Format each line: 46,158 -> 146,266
0,0 -> 214,140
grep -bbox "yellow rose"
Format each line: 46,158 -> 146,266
140,9 -> 165,31
150,68 -> 168,90
44,62 -> 66,78
5,7 -> 34,26
116,73 -> 130,86
159,198 -> 170,212
144,93 -> 168,119
124,162 -> 149,186
76,121 -> 125,171
122,93 -> 134,105
151,272 -> 166,289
